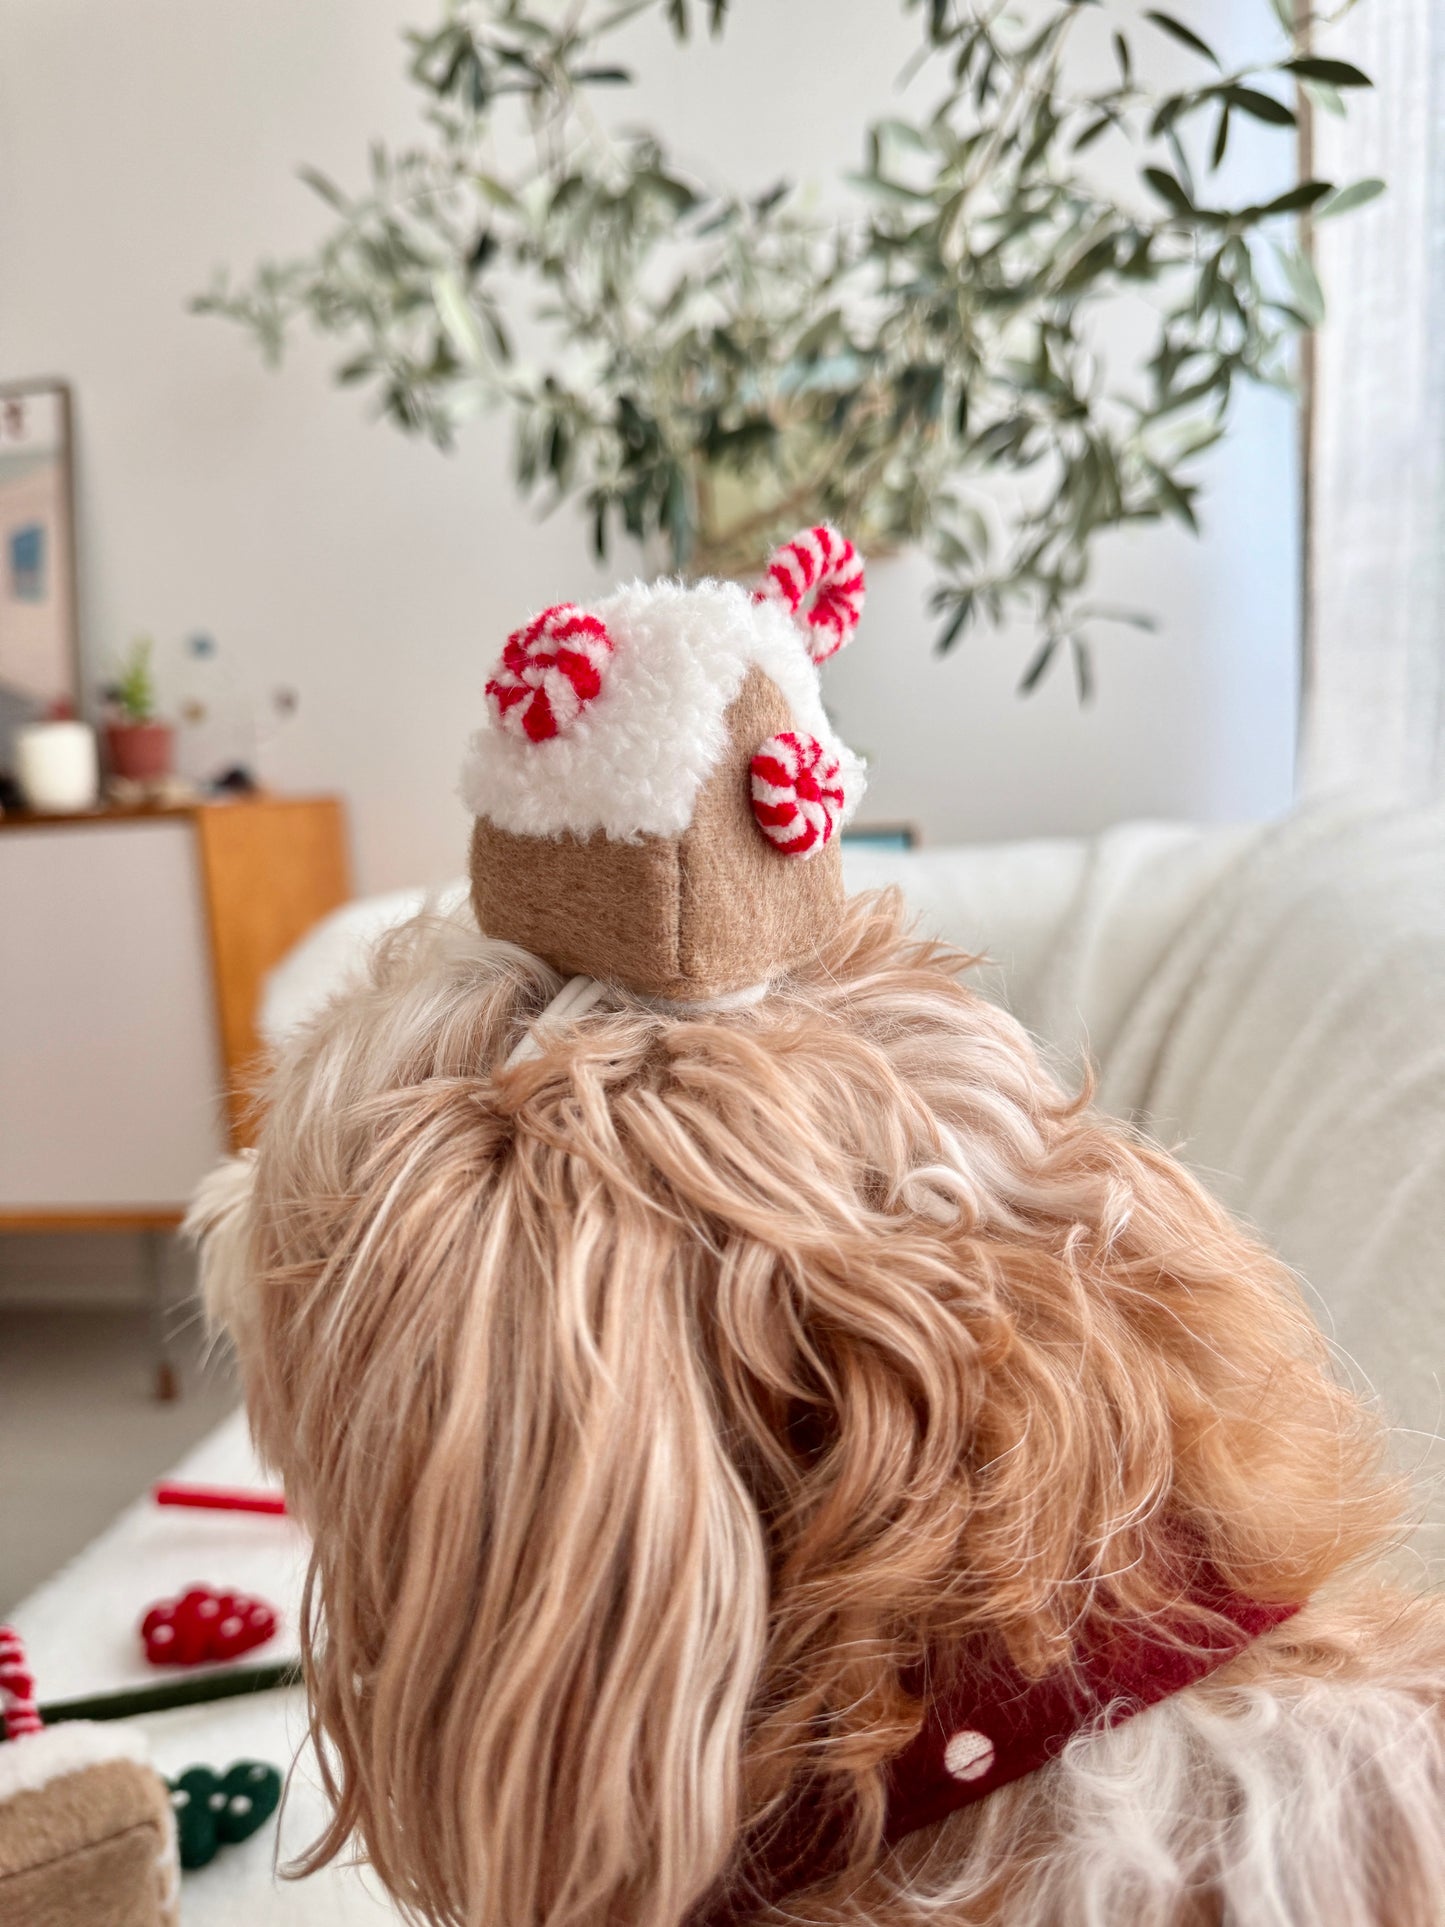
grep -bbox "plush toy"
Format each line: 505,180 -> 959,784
140,1585 -> 279,1667
192,528 -> 1445,1927
0,1626 -> 178,1927
167,1759 -> 281,1870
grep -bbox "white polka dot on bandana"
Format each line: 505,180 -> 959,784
943,1728 -> 995,1782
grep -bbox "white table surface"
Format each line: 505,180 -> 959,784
12,1408 -> 401,1922
11,1409 -> 304,1707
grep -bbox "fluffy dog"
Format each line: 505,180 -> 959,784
194,890 -> 1445,1927
194,530 -> 1445,1924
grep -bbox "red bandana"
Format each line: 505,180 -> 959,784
694,1578 -> 1299,1925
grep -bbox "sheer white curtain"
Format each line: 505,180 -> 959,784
1304,1 -> 1445,796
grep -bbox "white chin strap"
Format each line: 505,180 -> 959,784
502,972 -> 771,1070
504,975 -> 610,1069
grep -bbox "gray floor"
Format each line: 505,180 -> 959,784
0,1305 -> 239,1614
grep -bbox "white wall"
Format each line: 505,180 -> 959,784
0,0 -> 1301,894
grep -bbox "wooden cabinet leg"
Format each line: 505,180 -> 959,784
145,1230 -> 179,1402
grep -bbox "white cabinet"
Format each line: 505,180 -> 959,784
0,798 -> 350,1221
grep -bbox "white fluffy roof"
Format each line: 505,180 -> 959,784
0,1720 -> 155,1801
459,575 -> 866,842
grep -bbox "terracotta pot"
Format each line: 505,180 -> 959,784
105,720 -> 174,782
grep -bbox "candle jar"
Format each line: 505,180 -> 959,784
15,719 -> 100,812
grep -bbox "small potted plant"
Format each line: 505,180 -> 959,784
105,637 -> 174,783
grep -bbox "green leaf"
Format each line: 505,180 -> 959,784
432,270 -> 492,367
848,171 -> 934,205
297,165 -> 349,212
1088,606 -> 1160,632
1018,636 -> 1059,693
573,66 -> 633,85
474,174 -> 522,213
1143,10 -> 1221,68
1210,103 -> 1230,169
1277,244 -> 1325,326
1281,56 -> 1372,88
1258,179 -> 1333,216
1226,85 -> 1296,127
1073,113 -> 1114,153
1146,460 -> 1200,531
1164,124 -> 1197,204
1143,166 -> 1196,214
1302,78 -> 1346,116
935,592 -> 976,652
875,116 -> 931,155
1113,31 -> 1132,85
1058,233 -> 1120,292
1315,177 -> 1386,220
637,168 -> 700,213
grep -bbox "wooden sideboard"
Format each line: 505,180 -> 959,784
0,796 -> 350,1387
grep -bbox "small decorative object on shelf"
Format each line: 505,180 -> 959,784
139,1586 -> 279,1668
104,636 -> 174,784
14,704 -> 98,813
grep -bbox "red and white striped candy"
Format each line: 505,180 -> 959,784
750,732 -> 844,859
0,1624 -> 41,1739
754,524 -> 865,663
486,604 -> 614,744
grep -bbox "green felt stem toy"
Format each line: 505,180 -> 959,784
167,1760 -> 282,1871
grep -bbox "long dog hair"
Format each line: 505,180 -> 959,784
193,891 -> 1445,1927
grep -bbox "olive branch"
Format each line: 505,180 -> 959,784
195,0 -> 1378,693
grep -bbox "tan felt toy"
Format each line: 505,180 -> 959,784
0,1626 -> 177,1927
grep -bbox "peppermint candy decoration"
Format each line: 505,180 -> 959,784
754,524 -> 865,663
750,732 -> 844,859
486,604 -> 613,744
0,1623 -> 41,1738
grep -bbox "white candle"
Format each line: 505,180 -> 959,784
15,720 -> 100,813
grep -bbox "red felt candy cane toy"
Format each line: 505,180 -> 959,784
0,1624 -> 42,1738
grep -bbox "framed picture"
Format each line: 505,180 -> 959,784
0,378 -> 80,773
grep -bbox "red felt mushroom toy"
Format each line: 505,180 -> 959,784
140,1586 -> 278,1668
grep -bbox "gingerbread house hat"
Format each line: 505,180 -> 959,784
0,1623 -> 179,1924
461,525 -> 867,1004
